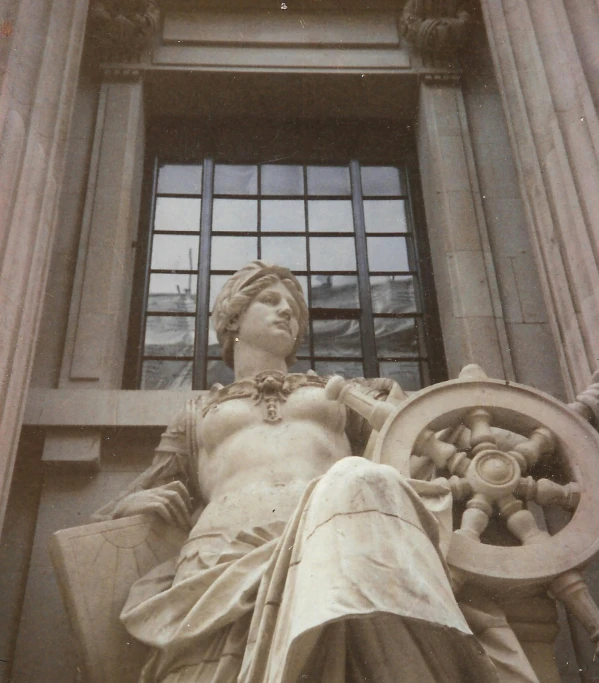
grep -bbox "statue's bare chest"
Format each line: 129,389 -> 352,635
199,372 -> 346,452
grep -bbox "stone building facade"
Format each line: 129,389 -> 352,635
0,0 -> 598,681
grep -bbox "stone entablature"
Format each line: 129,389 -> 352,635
89,0 -> 160,62
400,0 -> 473,56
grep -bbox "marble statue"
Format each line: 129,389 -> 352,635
88,261 -> 551,683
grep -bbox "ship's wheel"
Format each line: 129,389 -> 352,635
326,366 -> 599,648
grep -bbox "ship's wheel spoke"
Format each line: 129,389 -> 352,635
515,476 -> 580,511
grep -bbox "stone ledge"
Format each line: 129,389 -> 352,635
24,389 -> 203,427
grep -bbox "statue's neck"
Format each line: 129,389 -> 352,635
233,342 -> 288,381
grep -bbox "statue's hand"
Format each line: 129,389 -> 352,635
570,371 -> 599,426
112,481 -> 192,529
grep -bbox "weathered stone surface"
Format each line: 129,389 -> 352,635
88,0 -> 160,62
400,0 -> 473,56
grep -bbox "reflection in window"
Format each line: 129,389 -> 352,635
212,199 -> 257,232
154,197 -> 201,232
261,165 -> 304,195
214,164 -> 257,195
151,234 -> 199,271
141,360 -> 193,390
133,160 -> 438,390
308,200 -> 354,232
157,164 -> 202,195
363,200 -> 407,233
261,200 -> 305,232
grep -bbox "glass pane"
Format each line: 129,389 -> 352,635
361,166 -> 403,196
207,360 -> 235,387
314,360 -> 364,379
261,236 -> 307,271
148,274 -> 197,313
141,360 -> 192,390
295,275 -> 308,301
288,358 -> 312,374
310,237 -> 356,271
154,197 -> 201,232
367,237 -> 409,272
311,275 -> 359,308
209,274 -> 230,311
144,316 -> 195,357
364,200 -> 408,233
157,164 -> 202,195
151,234 -> 199,270
308,200 -> 354,233
261,165 -> 304,195
379,361 -> 422,391
313,319 -> 362,357
296,331 -> 311,357
374,317 -> 420,358
261,200 -> 305,232
214,164 -> 257,195
211,236 -> 257,270
370,275 -> 418,314
213,199 -> 257,232
307,166 -> 351,196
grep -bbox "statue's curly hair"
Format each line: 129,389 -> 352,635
212,261 -> 309,369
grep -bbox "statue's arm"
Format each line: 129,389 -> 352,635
344,377 -> 406,457
92,409 -> 196,530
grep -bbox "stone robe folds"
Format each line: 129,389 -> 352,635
94,397 -> 539,683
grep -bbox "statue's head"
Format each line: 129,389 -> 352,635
212,261 -> 309,368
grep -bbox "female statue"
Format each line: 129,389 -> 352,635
95,261 -> 538,683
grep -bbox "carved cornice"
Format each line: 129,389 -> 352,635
399,0 -> 472,56
89,0 -> 160,63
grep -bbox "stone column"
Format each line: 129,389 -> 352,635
480,0 -> 599,397
0,0 -> 90,535
417,77 -> 515,381
561,0 -> 599,117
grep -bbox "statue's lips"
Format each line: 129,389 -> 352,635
272,319 -> 292,334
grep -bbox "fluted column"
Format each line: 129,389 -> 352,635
0,0 -> 90,534
481,0 -> 599,398
562,0 -> 599,115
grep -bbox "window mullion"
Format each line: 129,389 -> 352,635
349,160 -> 377,378
194,157 -> 214,389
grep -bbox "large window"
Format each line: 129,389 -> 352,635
126,121 -> 446,390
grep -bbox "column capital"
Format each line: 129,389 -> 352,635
399,0 -> 473,57
88,0 -> 160,63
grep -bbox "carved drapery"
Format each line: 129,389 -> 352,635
88,0 -> 160,62
399,0 -> 473,55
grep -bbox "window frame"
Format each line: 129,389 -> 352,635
124,118 -> 447,390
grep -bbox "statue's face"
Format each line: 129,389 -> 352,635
236,281 -> 301,359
